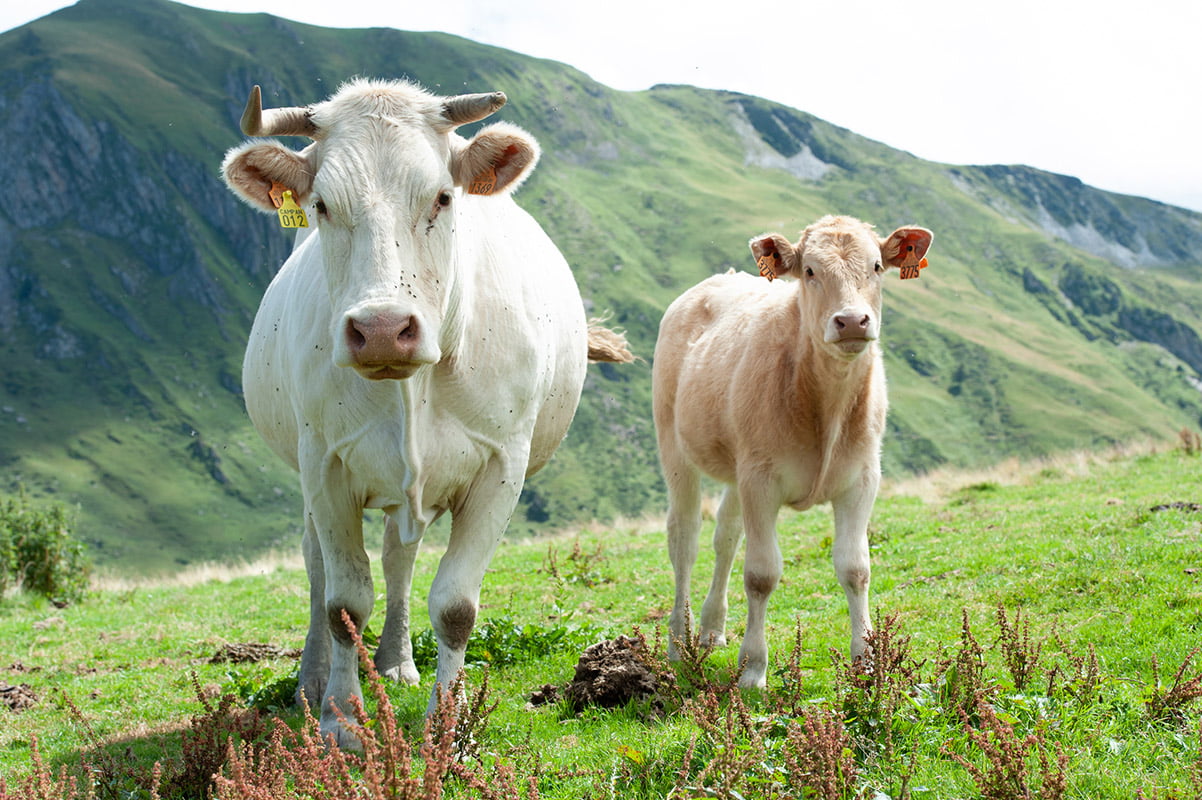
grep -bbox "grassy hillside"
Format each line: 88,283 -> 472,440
1,0 -> 1201,572
2,444 -> 1201,796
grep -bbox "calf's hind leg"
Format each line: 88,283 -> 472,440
664,458 -> 703,660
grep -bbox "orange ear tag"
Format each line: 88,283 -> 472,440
468,166 -> 497,195
757,252 -> 780,281
268,181 -> 287,209
898,247 -> 928,280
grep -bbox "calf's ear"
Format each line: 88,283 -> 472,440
222,141 -> 315,212
748,233 -> 798,280
880,226 -> 934,269
453,122 -> 541,195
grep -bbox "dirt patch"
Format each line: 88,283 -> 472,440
1150,502 -> 1202,513
1,681 -> 39,712
551,635 -> 662,711
209,642 -> 302,664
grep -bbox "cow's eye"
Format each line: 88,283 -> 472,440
437,191 -> 453,207
314,199 -> 328,217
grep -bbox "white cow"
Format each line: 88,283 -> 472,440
652,215 -> 932,688
222,79 -> 630,746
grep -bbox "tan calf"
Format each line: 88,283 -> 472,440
652,215 -> 933,687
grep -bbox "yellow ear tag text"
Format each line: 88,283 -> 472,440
468,166 -> 497,195
276,190 -> 309,229
757,252 -> 780,281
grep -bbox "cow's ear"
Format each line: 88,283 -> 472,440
452,122 -> 540,196
748,233 -> 798,281
879,226 -> 934,269
222,141 -> 315,212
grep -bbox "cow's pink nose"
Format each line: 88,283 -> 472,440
345,312 -> 419,365
833,313 -> 871,337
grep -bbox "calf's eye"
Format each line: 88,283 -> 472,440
805,267 -> 815,278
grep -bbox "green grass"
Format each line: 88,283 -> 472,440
3,444 -> 1201,796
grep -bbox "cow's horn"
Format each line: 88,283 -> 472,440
240,85 -> 316,138
441,91 -> 507,126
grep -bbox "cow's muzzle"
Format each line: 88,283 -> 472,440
342,308 -> 437,380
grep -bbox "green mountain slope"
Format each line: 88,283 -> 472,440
2,0 -> 1201,572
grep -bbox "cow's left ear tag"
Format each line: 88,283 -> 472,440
269,181 -> 308,229
757,252 -> 780,281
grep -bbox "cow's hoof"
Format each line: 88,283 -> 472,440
321,721 -> 365,752
295,680 -> 326,712
381,661 -> 420,686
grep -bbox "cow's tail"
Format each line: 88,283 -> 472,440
587,319 -> 635,364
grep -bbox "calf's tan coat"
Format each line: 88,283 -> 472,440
652,215 -> 932,687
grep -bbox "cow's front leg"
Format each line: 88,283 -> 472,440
296,513 -> 330,711
303,458 -> 373,749
831,472 -> 879,665
374,510 -> 422,685
737,481 -> 782,689
426,455 -> 525,712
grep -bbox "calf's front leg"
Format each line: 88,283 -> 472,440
737,483 -> 782,689
831,475 -> 878,664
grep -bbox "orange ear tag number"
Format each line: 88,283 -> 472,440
276,190 -> 309,229
468,166 -> 497,195
757,252 -> 780,281
899,243 -> 929,280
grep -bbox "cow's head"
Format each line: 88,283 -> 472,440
222,80 -> 540,380
749,216 -> 932,360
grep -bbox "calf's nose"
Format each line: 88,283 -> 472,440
345,311 -> 420,365
833,312 -> 871,338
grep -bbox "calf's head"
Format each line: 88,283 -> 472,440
222,80 -> 540,380
749,215 -> 932,359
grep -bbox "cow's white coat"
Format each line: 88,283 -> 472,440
223,80 -> 590,746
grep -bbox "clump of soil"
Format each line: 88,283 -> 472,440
1,681 -> 38,712
209,642 -> 301,664
557,635 -> 662,710
1150,502 -> 1202,513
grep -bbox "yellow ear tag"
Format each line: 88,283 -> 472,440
468,166 -> 497,195
757,252 -> 780,281
276,190 -> 309,229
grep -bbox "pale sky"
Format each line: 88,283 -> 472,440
4,0 -> 1201,212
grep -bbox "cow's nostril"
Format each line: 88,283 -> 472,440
346,319 -> 368,352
